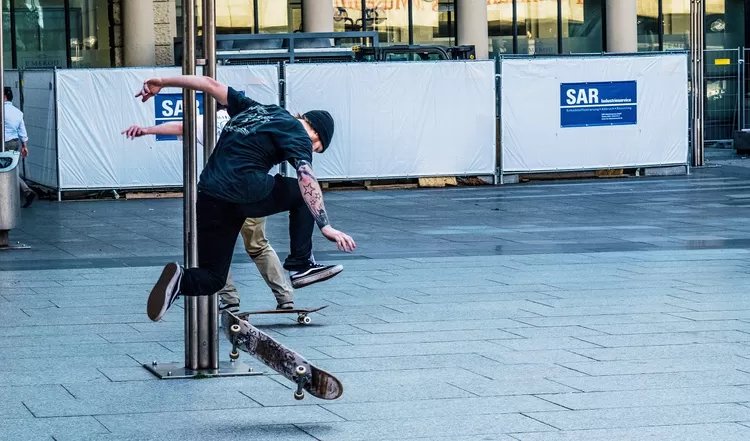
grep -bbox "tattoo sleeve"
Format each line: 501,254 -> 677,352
295,160 -> 330,229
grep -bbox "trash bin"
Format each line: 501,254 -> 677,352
0,150 -> 21,232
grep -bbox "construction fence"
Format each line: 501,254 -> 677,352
701,48 -> 750,144
3,51 -> 692,198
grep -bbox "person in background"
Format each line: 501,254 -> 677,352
4,87 -> 36,208
122,103 -> 297,313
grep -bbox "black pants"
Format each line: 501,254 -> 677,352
179,174 -> 314,297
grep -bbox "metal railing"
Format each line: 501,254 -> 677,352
174,31 -> 379,66
703,48 -> 741,143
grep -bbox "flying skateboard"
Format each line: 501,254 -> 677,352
242,305 -> 329,325
221,309 -> 343,400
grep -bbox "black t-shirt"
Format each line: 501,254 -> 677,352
197,87 -> 313,203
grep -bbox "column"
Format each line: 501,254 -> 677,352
154,0 -> 178,65
302,0 -> 334,33
605,0 -> 637,52
123,0 -> 157,66
457,0 -> 489,60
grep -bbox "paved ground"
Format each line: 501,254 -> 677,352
2,149 -> 750,440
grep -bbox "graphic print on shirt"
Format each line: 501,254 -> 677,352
221,105 -> 273,137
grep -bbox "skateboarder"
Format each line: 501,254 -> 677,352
121,104 -> 299,311
132,75 -> 356,321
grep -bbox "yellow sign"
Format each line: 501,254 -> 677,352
714,58 -> 731,65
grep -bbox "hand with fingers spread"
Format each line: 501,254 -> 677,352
321,225 -> 356,253
136,78 -> 163,102
121,125 -> 148,140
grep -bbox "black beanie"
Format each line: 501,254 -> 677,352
303,110 -> 334,152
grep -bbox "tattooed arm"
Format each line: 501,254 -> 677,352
295,160 -> 329,229
295,160 -> 356,252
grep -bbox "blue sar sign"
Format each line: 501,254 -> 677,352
154,93 -> 204,141
560,81 -> 637,128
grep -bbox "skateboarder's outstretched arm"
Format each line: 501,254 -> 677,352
136,75 -> 229,106
294,159 -> 356,253
121,122 -> 183,139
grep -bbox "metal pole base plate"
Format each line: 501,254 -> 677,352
143,361 -> 264,380
0,231 -> 30,250
0,243 -> 31,251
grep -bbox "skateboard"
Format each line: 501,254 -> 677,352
242,305 -> 329,325
221,310 -> 343,401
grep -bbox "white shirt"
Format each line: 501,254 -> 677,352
4,101 -> 28,143
196,110 -> 231,150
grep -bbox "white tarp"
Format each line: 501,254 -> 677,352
55,65 -> 280,190
20,70 -> 58,188
501,54 -> 689,173
284,61 -> 497,180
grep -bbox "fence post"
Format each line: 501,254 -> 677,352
690,0 -> 705,166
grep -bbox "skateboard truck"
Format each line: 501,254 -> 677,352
297,313 -> 312,325
229,324 -> 242,360
293,365 -> 310,400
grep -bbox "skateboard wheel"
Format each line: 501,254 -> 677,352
229,350 -> 240,360
302,316 -> 312,325
295,365 -> 307,376
294,391 -> 305,400
230,324 -> 241,335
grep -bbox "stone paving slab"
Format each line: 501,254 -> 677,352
547,370 -> 750,393
510,423 -> 750,441
3,160 -> 750,439
524,403 -> 750,431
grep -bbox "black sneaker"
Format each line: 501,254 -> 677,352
289,263 -> 343,289
147,262 -> 183,321
22,192 -> 36,208
277,301 -> 294,310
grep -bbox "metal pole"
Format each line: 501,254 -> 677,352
143,0 -> 258,380
182,0 -> 200,370
690,0 -> 705,166
1,0 -> 5,153
200,0 -> 219,371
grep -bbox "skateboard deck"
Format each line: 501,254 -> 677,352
241,305 -> 329,325
221,310 -> 343,400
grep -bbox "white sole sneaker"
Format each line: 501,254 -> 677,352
291,264 -> 343,289
147,262 -> 182,321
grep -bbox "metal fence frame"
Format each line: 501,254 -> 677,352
495,51 -> 692,177
703,48 -> 742,144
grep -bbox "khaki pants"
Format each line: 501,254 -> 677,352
4,140 -> 32,196
217,217 -> 294,306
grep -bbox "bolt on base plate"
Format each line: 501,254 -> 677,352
143,361 -> 264,380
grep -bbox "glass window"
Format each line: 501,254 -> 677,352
487,1 -> 514,55
517,0 -> 559,55
3,0 -> 12,68
705,0 -> 743,50
333,0 -> 364,31
290,0 -> 302,33
258,0 -> 290,33
68,0 -> 111,68
367,0 -> 410,44
14,0 -> 68,68
562,0 -> 603,53
197,0 -> 255,34
663,0 -> 690,51
637,0 -> 659,51
412,0 -> 454,45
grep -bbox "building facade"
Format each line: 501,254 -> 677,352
0,0 -> 746,69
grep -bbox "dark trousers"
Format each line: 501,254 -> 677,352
180,174 -> 314,297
